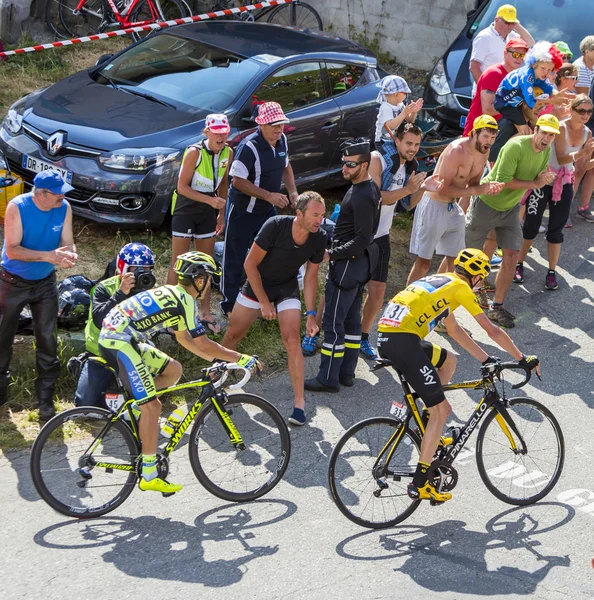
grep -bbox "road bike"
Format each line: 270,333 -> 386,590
46,0 -> 189,40
30,358 -> 291,519
328,360 -> 564,529
204,0 -> 322,30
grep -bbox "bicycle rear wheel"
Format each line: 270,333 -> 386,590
266,1 -> 323,31
476,397 -> 565,505
130,0 -> 189,41
328,417 -> 421,529
30,407 -> 140,518
188,393 -> 290,502
59,0 -> 107,38
46,0 -> 69,38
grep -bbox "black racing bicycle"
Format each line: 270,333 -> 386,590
328,360 -> 564,529
30,358 -> 291,519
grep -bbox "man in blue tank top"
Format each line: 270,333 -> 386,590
0,172 -> 78,419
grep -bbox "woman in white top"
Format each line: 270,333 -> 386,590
515,95 -> 594,290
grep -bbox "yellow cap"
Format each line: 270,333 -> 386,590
536,114 -> 561,134
496,4 -> 519,23
473,114 -> 499,132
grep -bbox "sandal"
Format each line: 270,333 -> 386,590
201,318 -> 221,335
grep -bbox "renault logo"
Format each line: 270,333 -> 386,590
47,132 -> 66,156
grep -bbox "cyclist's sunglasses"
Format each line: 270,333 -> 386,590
341,159 -> 365,168
507,50 -> 526,59
574,107 -> 594,115
562,75 -> 578,80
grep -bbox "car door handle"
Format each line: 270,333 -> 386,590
321,120 -> 339,131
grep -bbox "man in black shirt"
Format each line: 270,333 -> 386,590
305,139 -> 382,392
222,192 -> 327,425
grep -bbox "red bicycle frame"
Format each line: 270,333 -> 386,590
73,0 -> 163,28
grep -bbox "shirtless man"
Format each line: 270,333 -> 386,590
407,115 -> 504,285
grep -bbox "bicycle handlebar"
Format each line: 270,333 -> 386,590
481,361 -> 532,389
202,362 -> 252,391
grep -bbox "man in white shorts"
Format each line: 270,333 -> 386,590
407,115 -> 504,285
360,123 -> 426,359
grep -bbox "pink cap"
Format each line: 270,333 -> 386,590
205,113 -> 230,134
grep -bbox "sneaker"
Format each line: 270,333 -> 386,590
544,271 -> 559,291
474,287 -> 490,309
407,481 -> 452,503
488,305 -> 516,328
495,247 -> 503,257
577,207 -> 594,222
139,477 -> 183,494
490,254 -> 502,267
288,408 -> 307,426
564,218 -> 573,228
301,334 -> 319,357
538,224 -> 547,233
360,339 -> 378,360
513,263 -> 524,284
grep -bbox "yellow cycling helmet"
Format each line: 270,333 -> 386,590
454,248 -> 491,279
174,251 -> 221,280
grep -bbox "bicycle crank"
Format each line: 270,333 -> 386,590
426,460 -> 458,494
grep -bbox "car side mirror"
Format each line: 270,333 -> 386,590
241,105 -> 260,125
95,54 -> 113,67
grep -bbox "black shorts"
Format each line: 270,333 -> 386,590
237,278 -> 301,313
371,234 -> 391,283
377,332 -> 448,408
172,207 -> 217,240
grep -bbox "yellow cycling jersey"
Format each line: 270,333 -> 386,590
378,274 -> 483,338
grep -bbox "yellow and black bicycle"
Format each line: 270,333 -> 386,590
328,360 -> 564,529
30,358 -> 290,519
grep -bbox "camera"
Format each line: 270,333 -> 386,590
133,269 -> 156,291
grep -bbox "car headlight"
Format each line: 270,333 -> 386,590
99,148 -> 180,172
3,100 -> 26,134
429,58 -> 451,96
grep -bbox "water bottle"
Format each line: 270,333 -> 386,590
160,407 -> 187,438
390,398 -> 408,422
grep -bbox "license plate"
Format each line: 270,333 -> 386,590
21,155 -> 73,184
459,116 -> 467,129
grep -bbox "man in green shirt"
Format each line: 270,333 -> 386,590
466,114 -> 559,327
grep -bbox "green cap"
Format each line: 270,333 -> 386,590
553,41 -> 573,59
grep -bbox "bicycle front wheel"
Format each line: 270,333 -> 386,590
130,0 -> 189,41
59,0 -> 107,38
188,393 -> 291,502
30,407 -> 140,518
328,417 -> 421,529
266,2 -> 323,30
476,397 -> 565,505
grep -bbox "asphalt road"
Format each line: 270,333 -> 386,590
2,218 -> 594,600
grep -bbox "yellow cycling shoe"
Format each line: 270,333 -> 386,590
407,482 -> 452,503
139,477 -> 183,494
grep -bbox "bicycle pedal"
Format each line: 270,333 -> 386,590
162,492 -> 176,498
430,499 -> 445,507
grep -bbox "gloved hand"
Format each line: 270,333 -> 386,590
519,355 -> 539,370
238,354 -> 262,375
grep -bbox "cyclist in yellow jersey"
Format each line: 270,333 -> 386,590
377,248 -> 540,503
98,252 -> 261,495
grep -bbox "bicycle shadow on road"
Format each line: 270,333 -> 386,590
335,502 -> 573,596
33,498 -> 296,587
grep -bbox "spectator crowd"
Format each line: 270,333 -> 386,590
1,4 -> 594,431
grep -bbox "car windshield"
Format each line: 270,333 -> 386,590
468,0 -> 593,58
97,33 -> 263,113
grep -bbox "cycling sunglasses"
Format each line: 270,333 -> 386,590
562,75 -> 578,80
506,50 -> 526,59
574,107 -> 594,115
341,159 -> 365,168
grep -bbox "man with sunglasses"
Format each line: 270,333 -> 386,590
0,171 -> 78,419
464,38 -> 529,137
305,139 -> 381,392
470,4 -> 534,86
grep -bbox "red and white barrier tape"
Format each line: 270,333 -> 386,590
0,0 -> 293,59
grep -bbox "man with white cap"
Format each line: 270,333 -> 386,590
167,113 -> 232,333
220,101 -> 298,317
0,171 -> 77,419
470,3 -> 534,84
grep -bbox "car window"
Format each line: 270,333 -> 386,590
325,63 -> 366,95
251,62 -> 327,113
467,0 -> 594,59
97,34 -> 263,113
